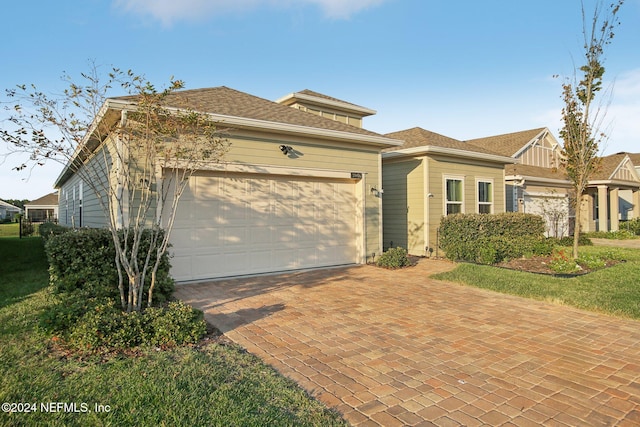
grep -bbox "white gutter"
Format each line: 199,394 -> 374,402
505,174 -> 572,186
588,179 -> 640,188
383,145 -> 515,164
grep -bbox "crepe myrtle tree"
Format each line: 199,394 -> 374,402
1,64 -> 229,312
559,0 -> 623,259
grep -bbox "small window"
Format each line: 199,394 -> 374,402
445,178 -> 463,215
478,181 -> 493,214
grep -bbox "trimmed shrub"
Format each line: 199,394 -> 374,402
377,247 -> 411,269
143,301 -> 207,347
585,229 -> 637,240
67,300 -> 206,350
556,235 -> 593,246
45,228 -> 174,304
626,218 -> 640,235
39,222 -> 71,243
439,213 -> 546,263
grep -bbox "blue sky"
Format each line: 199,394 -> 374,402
1,0 -> 639,200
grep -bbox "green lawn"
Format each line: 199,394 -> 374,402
0,223 -> 20,237
0,222 -> 40,238
0,237 -> 346,426
433,245 -> 640,319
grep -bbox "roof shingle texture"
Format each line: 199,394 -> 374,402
383,127 -> 504,156
466,128 -> 547,157
591,153 -> 635,181
115,86 -> 383,138
505,164 -> 569,181
295,89 -> 372,112
25,192 -> 58,206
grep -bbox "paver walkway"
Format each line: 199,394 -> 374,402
175,259 -> 640,426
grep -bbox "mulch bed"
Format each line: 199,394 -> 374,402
496,256 -> 621,276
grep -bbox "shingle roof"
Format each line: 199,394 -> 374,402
505,164 -> 569,182
25,192 -> 58,206
591,153 -> 630,181
621,152 -> 640,167
115,86 -> 383,138
466,128 -> 547,157
382,127 -> 504,156
0,200 -> 22,211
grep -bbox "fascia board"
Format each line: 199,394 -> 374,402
383,145 -> 515,164
275,92 -> 377,116
506,174 -> 573,186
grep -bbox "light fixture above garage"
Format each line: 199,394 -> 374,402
279,145 -> 294,155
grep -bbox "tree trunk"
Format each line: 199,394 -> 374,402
572,193 -> 583,259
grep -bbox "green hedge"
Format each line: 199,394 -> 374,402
39,222 -> 71,242
45,228 -> 174,304
40,227 -> 207,351
439,213 -> 546,264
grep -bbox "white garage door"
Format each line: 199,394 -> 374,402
167,171 -> 360,282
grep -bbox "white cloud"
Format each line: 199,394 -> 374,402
113,0 -> 386,26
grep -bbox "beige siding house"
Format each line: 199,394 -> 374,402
468,129 -> 640,234
382,127 -> 514,256
580,153 -> 640,232
24,192 -> 59,223
467,128 -> 573,237
55,87 -> 401,282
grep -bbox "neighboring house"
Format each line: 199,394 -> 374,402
381,127 -> 514,256
629,153 -> 640,176
0,200 -> 22,221
467,128 -> 573,237
580,152 -> 640,232
54,87 -> 401,282
24,192 -> 59,223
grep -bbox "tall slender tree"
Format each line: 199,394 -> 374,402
560,0 -> 624,259
1,64 -> 229,311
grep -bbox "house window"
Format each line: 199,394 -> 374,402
445,178 -> 463,215
478,180 -> 493,214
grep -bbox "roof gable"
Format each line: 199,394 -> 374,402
25,192 -> 58,206
591,153 -> 640,182
466,128 -> 549,157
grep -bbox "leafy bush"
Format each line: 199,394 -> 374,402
585,230 -> 637,240
439,213 -> 546,263
39,289 -> 112,333
143,301 -> 207,347
377,247 -> 411,269
625,218 -> 640,235
39,222 -> 71,243
67,300 -> 206,350
45,228 -> 174,304
556,235 -> 593,246
476,243 -> 497,265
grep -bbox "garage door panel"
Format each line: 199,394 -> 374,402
167,172 -> 359,281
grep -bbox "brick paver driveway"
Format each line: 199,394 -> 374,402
174,259 -> 640,426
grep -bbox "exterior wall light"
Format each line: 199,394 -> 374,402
279,145 -> 294,155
